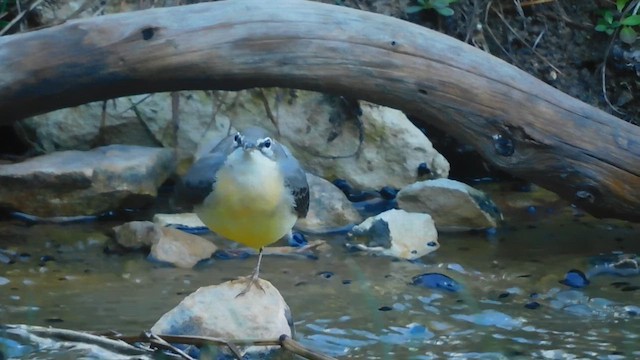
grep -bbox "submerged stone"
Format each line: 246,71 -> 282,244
452,309 -> 523,330
411,273 -> 461,293
559,269 -> 590,288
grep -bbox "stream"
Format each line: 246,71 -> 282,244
1,185 -> 639,359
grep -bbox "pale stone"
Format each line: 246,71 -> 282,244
152,213 -> 206,228
218,89 -> 450,189
0,145 -> 174,217
152,279 -> 292,356
348,209 -> 439,260
19,89 -> 449,191
397,178 -> 502,232
112,221 -> 161,249
113,221 -> 217,268
295,173 -> 362,232
150,227 -> 217,268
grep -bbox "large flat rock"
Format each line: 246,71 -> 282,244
0,145 -> 174,217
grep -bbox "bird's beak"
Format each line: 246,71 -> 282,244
242,143 -> 256,151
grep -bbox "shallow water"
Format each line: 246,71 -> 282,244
1,187 -> 640,359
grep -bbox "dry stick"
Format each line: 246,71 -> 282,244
520,0 -> 555,6
600,0 -> 640,115
0,0 -> 45,35
257,88 -> 280,134
279,335 -> 338,360
462,0 -> 481,44
483,1 -> 518,63
491,5 -> 563,75
114,333 -> 337,360
1,324 -> 149,356
147,332 -> 195,360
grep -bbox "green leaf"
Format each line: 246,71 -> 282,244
417,0 -> 427,5
604,10 -> 614,24
616,0 -> 629,12
595,24 -> 610,32
621,15 -> 640,26
432,0 -> 450,7
406,5 -> 424,13
619,26 -> 637,44
435,6 -> 454,16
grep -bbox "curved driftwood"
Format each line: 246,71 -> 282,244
0,0 -> 638,221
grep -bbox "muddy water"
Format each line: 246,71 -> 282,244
1,188 -> 640,359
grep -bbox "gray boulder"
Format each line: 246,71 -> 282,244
223,89 -> 450,189
347,209 -> 439,260
295,173 -> 362,232
18,89 -> 450,191
152,279 -> 293,357
397,178 -> 502,232
152,213 -> 206,228
0,145 -> 174,217
113,221 -> 217,268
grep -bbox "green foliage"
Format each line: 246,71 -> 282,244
595,0 -> 640,44
406,0 -> 457,17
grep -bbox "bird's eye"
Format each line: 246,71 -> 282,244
233,133 -> 242,145
261,138 -> 272,149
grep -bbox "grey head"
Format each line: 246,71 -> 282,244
173,126 -> 310,218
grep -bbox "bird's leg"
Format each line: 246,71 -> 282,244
236,247 -> 265,297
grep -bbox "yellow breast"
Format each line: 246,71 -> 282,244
196,150 -> 296,249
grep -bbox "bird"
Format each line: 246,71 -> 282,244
174,126 -> 309,296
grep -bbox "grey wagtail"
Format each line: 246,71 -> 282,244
175,126 -> 309,296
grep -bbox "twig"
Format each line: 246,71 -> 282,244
520,0 -> 555,6
531,28 -> 546,50
146,332 -> 195,360
257,88 -> 279,134
483,1 -> 517,62
1,324 -> 149,356
113,332 -> 338,360
0,0 -> 46,35
280,335 -> 337,360
462,0 -> 481,44
491,5 -> 563,75
600,0 -> 640,115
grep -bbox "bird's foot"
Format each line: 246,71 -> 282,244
235,271 -> 265,298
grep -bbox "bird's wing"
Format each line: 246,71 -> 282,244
173,135 -> 235,210
278,143 -> 310,218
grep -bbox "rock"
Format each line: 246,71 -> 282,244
223,89 -> 450,189
152,213 -> 206,229
112,221 -> 161,249
347,209 -> 439,260
16,92 -> 222,170
412,273 -> 462,292
19,89 -> 449,190
295,173 -> 362,232
0,145 -> 174,217
151,279 -> 293,356
17,98 -> 161,152
150,227 -> 217,268
113,221 -> 216,268
397,178 -> 502,232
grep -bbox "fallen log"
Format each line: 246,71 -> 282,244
0,0 -> 638,221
